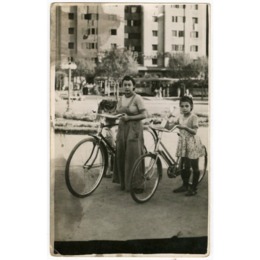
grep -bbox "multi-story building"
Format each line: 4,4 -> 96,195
54,3 -> 208,74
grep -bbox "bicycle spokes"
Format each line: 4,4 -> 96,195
65,137 -> 106,198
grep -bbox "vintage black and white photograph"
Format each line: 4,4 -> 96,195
50,2 -> 210,256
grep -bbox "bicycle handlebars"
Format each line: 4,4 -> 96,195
149,119 -> 179,133
96,113 -> 125,119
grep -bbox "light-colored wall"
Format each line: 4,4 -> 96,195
58,6 -> 77,63
99,4 -> 124,51
142,5 -> 160,67
56,4 -> 207,67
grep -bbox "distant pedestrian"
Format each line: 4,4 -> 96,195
171,96 -> 205,196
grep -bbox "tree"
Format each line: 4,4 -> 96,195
167,53 -> 193,79
73,57 -> 96,89
95,48 -> 139,99
167,53 -> 208,80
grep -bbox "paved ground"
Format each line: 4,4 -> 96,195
52,127 -> 209,242
51,95 -> 209,244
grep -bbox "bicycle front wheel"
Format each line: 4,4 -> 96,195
130,154 -> 162,203
65,137 -> 107,198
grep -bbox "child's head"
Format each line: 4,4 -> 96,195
179,96 -> 193,112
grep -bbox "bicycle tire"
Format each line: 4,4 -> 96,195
143,128 -> 157,152
65,137 -> 108,198
188,145 -> 208,185
130,153 -> 162,203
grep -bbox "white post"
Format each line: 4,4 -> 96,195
67,67 -> 71,112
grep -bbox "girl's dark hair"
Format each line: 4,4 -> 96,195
122,75 -> 136,86
179,96 -> 193,111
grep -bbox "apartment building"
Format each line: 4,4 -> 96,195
54,3 -> 208,73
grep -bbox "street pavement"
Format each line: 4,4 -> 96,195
51,95 -> 209,246
52,127 -> 209,242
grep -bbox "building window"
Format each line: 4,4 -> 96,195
152,44 -> 158,51
68,42 -> 74,49
178,31 -> 185,37
172,45 -> 184,51
172,16 -> 185,23
68,13 -> 74,20
152,58 -> 157,65
133,20 -> 141,26
68,27 -> 74,34
83,13 -> 99,20
124,33 -> 128,39
153,16 -> 158,22
84,13 -> 91,20
111,29 -> 117,35
152,30 -> 158,36
129,33 -> 141,39
192,17 -> 198,24
111,43 -> 117,49
190,45 -> 198,52
179,45 -> 184,51
190,31 -> 199,38
191,4 -> 199,10
131,7 -> 137,13
175,5 -> 179,8
127,20 -> 136,26
134,46 -> 141,52
91,28 -> 96,35
172,30 -> 177,37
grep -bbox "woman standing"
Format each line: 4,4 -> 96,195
113,75 -> 147,192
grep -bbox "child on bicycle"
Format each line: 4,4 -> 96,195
170,95 -> 205,196
97,99 -> 118,178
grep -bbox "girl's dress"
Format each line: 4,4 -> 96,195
176,113 -> 205,159
113,94 -> 146,191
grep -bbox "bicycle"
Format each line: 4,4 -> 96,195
65,113 -> 156,198
130,122 -> 208,203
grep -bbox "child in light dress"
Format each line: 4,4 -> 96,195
170,96 -> 205,196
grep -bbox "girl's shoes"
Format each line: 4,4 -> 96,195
185,189 -> 197,196
173,185 -> 188,193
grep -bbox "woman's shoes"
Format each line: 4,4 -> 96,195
104,171 -> 113,178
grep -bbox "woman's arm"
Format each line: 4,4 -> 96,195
121,110 -> 146,122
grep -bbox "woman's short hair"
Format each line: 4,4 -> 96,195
179,95 -> 193,111
122,75 -> 136,86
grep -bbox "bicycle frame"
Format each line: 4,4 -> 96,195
148,126 -> 178,168
89,123 -> 118,155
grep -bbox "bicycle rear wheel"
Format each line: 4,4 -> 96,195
189,146 -> 208,185
130,154 -> 162,203
65,137 -> 107,198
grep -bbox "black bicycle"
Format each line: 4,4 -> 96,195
130,122 -> 208,203
65,114 -> 156,198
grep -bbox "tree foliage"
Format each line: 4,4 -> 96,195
95,48 -> 139,80
73,56 -> 96,80
167,53 -> 208,80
